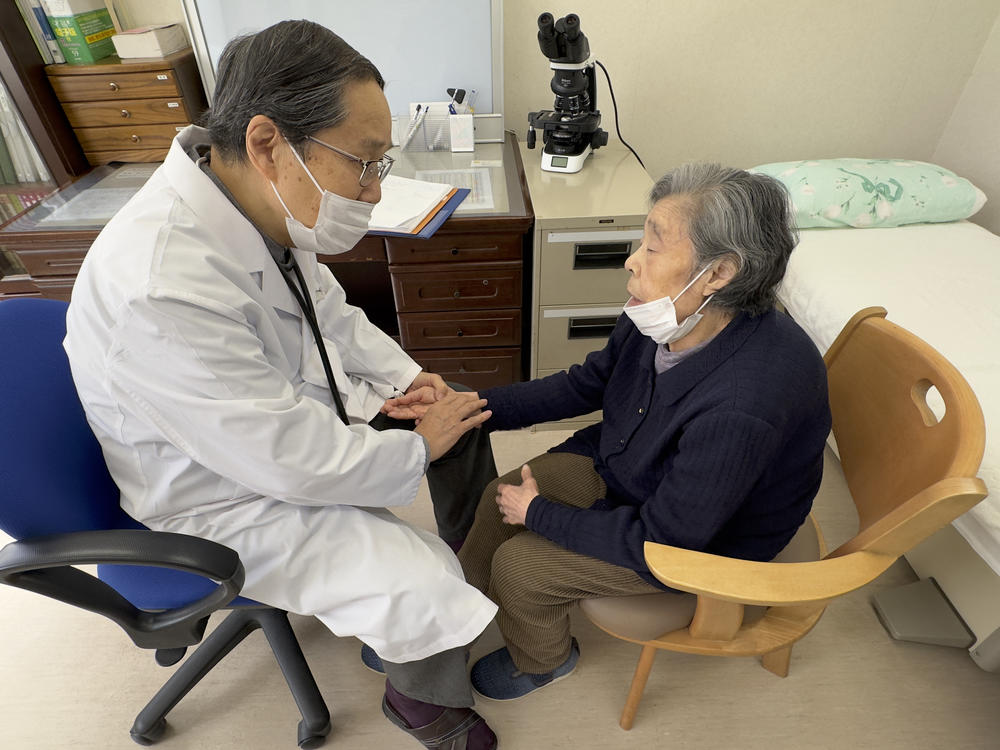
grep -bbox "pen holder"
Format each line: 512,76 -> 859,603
402,110 -> 452,152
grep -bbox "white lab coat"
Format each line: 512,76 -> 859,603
63,126 -> 496,662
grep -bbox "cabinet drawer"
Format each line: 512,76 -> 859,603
62,97 -> 192,127
16,247 -> 89,278
407,347 -> 521,391
390,261 -> 521,312
85,148 -> 169,165
386,232 -> 522,264
32,277 -> 76,302
536,304 -> 622,370
48,70 -> 180,101
398,309 -> 521,349
538,228 -> 640,306
74,124 -> 186,151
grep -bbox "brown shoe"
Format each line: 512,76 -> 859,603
382,695 -> 497,750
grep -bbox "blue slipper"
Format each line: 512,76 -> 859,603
470,638 -> 580,700
361,643 -> 385,674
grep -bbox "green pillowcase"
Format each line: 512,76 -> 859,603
750,158 -> 986,229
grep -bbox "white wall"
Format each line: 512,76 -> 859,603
932,12 -> 1000,234
119,0 -> 1000,232
504,0 -> 1000,178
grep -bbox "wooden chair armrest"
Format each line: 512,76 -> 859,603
643,542 -> 896,606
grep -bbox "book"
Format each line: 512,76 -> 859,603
0,132 -> 17,185
368,188 -> 470,239
368,175 -> 453,233
41,0 -> 116,65
112,23 -> 189,59
30,0 -> 66,63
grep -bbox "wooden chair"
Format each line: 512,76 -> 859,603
579,307 -> 988,729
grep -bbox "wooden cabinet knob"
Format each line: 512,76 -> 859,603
130,134 -> 141,143
108,81 -> 119,91
120,109 -> 131,119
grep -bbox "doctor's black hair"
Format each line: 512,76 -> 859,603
649,164 -> 798,317
203,20 -> 384,162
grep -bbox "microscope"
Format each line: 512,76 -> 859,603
527,12 -> 608,174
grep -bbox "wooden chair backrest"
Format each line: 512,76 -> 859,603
824,308 -> 986,555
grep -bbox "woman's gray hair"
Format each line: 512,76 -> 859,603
651,163 -> 798,316
203,20 -> 384,162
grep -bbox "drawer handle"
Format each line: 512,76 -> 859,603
568,316 -> 619,340
130,134 -> 141,143
453,290 -> 460,298
457,328 -> 464,337
108,81 -> 119,91
451,248 -> 459,255
120,109 -> 131,119
573,241 -> 632,269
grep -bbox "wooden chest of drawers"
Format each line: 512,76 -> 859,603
388,228 -> 527,391
45,49 -> 207,166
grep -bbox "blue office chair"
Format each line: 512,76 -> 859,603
0,298 -> 331,748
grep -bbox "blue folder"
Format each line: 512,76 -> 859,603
368,188 -> 471,239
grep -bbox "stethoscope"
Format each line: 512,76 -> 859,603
267,244 -> 351,426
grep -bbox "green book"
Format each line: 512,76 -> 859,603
44,1 -> 116,65
0,131 -> 18,185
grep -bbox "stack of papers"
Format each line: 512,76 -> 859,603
368,175 -> 467,237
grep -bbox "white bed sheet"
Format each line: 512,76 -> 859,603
778,220 -> 1000,574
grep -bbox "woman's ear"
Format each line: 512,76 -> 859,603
705,256 -> 739,293
244,115 -> 284,182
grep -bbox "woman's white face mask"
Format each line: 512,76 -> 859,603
270,137 -> 373,255
622,264 -> 714,344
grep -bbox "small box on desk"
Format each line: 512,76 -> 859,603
42,0 -> 116,64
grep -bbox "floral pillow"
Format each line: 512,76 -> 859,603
750,158 -> 987,229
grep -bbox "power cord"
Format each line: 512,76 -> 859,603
594,59 -> 645,170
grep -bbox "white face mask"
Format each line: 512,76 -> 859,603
270,137 -> 374,255
623,264 -> 714,344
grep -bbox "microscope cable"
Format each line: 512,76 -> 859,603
594,60 -> 645,170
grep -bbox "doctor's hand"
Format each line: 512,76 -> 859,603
496,465 -> 539,526
407,371 -> 450,399
415,392 -> 492,461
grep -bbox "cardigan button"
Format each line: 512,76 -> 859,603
619,438 -> 625,445
638,407 -> 644,414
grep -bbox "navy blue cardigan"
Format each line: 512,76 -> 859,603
480,309 -> 831,589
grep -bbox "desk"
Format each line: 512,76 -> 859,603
0,132 -> 533,389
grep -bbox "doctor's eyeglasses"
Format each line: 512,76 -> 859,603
306,136 -> 394,187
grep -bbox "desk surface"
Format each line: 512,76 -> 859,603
518,142 -> 652,225
0,133 -> 531,244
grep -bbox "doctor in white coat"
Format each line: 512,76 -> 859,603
65,20 -> 500,750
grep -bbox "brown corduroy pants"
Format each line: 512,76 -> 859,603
458,451 -> 662,674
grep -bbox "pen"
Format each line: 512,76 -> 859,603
400,104 -> 424,150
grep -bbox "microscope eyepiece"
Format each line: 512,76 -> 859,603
563,14 -> 581,41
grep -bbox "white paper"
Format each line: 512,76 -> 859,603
369,174 -> 452,231
413,168 -> 494,211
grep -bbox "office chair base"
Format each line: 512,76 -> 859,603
130,717 -> 167,745
129,608 -> 331,746
298,718 -> 332,749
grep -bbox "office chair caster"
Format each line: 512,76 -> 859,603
130,717 -> 167,745
297,717 -> 331,749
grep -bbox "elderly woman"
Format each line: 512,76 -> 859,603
456,162 -> 832,700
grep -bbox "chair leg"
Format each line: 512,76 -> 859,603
761,645 -> 792,677
130,609 -> 260,744
619,644 -> 658,731
257,609 -> 331,749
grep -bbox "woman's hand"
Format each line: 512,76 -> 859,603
381,386 -> 437,420
496,464 -> 540,526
